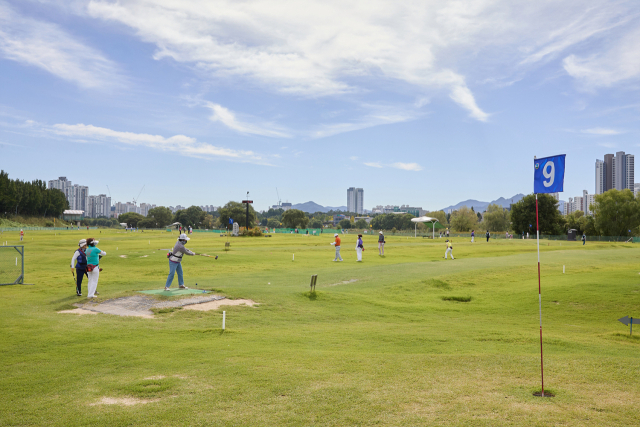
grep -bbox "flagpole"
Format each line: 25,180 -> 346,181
536,193 -> 544,397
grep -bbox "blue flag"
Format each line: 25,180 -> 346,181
534,154 -> 566,194
229,218 -> 233,224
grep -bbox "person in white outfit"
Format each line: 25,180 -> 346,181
85,238 -> 106,298
378,231 -> 385,255
356,234 -> 364,262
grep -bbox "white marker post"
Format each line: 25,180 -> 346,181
222,311 -> 226,330
563,265 -> 565,274
292,254 -> 295,261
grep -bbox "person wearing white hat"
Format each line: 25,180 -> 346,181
165,233 -> 196,291
330,233 -> 343,261
85,238 -> 106,298
378,231 -> 385,256
70,239 -> 88,296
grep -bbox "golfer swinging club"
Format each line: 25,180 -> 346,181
165,233 -> 195,291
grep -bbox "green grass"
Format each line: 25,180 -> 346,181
1,230 -> 640,426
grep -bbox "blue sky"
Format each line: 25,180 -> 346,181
1,0 -> 639,211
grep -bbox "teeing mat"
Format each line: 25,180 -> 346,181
139,288 -> 209,295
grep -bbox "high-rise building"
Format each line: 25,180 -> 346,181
346,187 -> 364,214
583,190 -> 596,216
595,159 -> 605,194
612,151 -> 635,191
635,183 -> 640,197
604,154 -> 614,191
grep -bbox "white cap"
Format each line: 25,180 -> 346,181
379,231 -> 383,234
334,233 -> 339,237
178,233 -> 190,241
78,239 -> 86,246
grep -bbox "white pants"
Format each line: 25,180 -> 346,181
87,268 -> 100,297
378,242 -> 384,255
445,248 -> 454,259
334,246 -> 342,261
356,247 -> 362,261
471,236 -> 474,242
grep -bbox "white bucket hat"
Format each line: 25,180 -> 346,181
178,233 -> 190,241
78,239 -> 86,246
334,233 -> 339,237
379,231 -> 383,234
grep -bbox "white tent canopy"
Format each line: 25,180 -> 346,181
410,216 -> 440,238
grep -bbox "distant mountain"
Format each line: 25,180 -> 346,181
441,194 -> 525,212
291,201 -> 348,213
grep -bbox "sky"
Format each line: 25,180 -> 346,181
1,0 -> 639,212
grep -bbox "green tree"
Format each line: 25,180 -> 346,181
339,218 -> 353,229
510,194 -> 562,235
450,206 -> 477,231
218,202 -> 258,229
118,212 -> 146,227
147,206 -> 173,227
355,219 -> 368,229
592,189 -> 640,236
282,209 -> 309,228
267,218 -> 281,228
174,206 -> 207,229
483,204 -> 510,232
309,218 -> 323,229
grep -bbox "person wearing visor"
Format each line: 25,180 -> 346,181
85,238 -> 106,298
70,239 -> 88,296
165,233 -> 196,291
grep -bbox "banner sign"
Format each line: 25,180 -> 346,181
534,155 -> 566,194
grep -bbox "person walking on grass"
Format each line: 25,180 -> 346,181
20,229 -> 24,241
85,238 -> 106,298
330,233 -> 343,261
471,230 -> 475,243
443,239 -> 454,260
165,233 -> 195,291
486,230 -> 490,242
356,234 -> 364,262
378,231 -> 385,255
71,239 -> 88,296
582,232 -> 586,246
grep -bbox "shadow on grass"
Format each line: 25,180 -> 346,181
441,296 -> 472,302
612,333 -> 640,342
302,291 -> 319,301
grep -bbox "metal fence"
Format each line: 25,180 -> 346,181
0,227 -> 98,232
0,246 -> 24,285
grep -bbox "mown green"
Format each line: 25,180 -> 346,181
1,230 -> 639,426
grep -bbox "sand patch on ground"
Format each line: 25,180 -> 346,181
182,299 -> 257,311
144,375 -> 166,380
119,255 -> 127,258
91,397 -> 155,406
139,255 -> 148,258
58,308 -> 98,315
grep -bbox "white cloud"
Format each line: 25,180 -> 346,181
204,102 -> 291,138
50,123 -> 271,164
581,127 -> 622,135
312,104 -> 420,138
364,162 -> 383,168
392,162 -> 423,172
0,2 -> 121,89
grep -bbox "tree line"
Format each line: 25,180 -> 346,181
0,170 -> 68,217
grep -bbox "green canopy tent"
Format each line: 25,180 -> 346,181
410,216 -> 444,238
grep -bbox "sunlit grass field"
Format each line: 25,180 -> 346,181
1,229 -> 639,426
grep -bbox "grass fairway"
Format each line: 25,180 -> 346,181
2,230 -> 640,426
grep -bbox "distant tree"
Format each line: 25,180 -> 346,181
483,204 -> 510,232
218,201 -> 258,229
592,189 -> 640,236
355,219 -> 368,229
174,206 -> 207,229
450,206 -> 478,231
118,212 -> 146,227
339,218 -> 353,229
267,218 -> 281,228
477,212 -> 482,222
147,206 -> 173,227
426,210 -> 447,227
510,194 -> 562,235
309,218 -> 323,229
282,209 -> 309,228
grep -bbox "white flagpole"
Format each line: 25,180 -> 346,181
536,193 -> 545,397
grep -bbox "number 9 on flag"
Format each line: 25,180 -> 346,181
534,154 -> 566,194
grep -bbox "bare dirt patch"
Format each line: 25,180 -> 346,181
325,279 -> 358,287
144,375 -> 166,380
182,299 -> 257,311
58,308 -> 98,315
91,397 -> 155,406
119,255 -> 127,258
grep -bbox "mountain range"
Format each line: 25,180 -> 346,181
440,194 -> 525,212
291,201 -> 348,213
